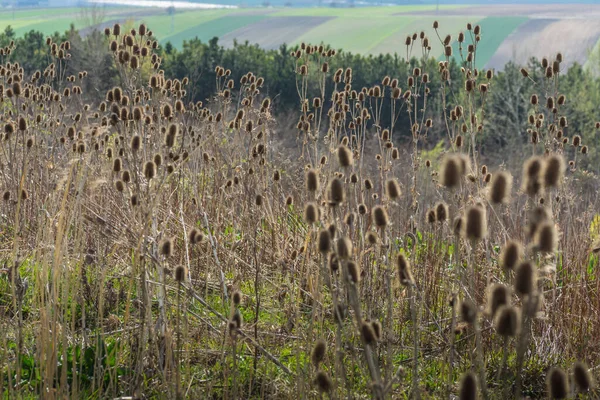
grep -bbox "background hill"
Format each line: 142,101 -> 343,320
2,2 -> 600,71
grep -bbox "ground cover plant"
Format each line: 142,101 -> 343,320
1,18 -> 600,400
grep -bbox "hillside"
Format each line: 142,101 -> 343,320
2,3 -> 600,69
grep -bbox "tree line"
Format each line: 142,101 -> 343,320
1,24 -> 599,170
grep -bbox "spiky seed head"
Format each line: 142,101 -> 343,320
427,209 -> 436,224
2,191 -> 10,201
522,156 -> 543,196
372,206 -> 389,228
231,310 -> 242,330
314,371 -> 332,393
535,222 -> 557,253
515,261 -> 536,296
337,145 -> 353,168
160,238 -> 172,257
364,179 -> 373,190
573,361 -> 593,392
255,194 -> 263,207
311,339 -> 326,367
459,372 -> 478,400
487,284 -> 510,318
347,260 -> 359,283
453,216 -> 464,236
489,171 -> 512,204
572,135 -> 581,147
175,266 -> 186,282
547,367 -> 569,399
329,254 -> 339,272
461,300 -> 477,324
435,202 -> 448,222
366,231 -> 378,245
328,178 -> 345,205
130,135 -> 141,152
371,320 -> 382,340
111,157 -> 122,173
386,179 -> 401,200
494,305 -> 520,337
337,236 -> 353,260
465,206 -> 486,240
306,169 -> 319,192
318,230 -> 331,254
396,253 -> 414,286
440,155 -> 463,188
304,202 -> 318,224
500,241 -> 522,270
361,321 -> 376,345
144,161 -> 156,180
232,290 -> 242,306
543,154 -> 565,188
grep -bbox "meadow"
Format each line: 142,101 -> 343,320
1,11 -> 600,400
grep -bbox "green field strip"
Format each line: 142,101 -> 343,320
442,16 -> 528,69
272,4 -> 463,17
160,14 -> 268,47
138,10 -> 232,43
368,16 -> 480,57
292,16 -> 418,54
13,17 -> 89,36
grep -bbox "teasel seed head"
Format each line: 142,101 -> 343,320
337,236 -> 353,260
487,284 -> 510,318
318,230 -> 331,254
535,222 -> 557,253
547,367 -> 569,399
435,202 -> 448,222
314,371 -> 332,393
160,238 -> 173,257
465,206 -> 486,240
347,260 -> 359,283
372,205 -> 389,228
175,265 -> 187,282
305,168 -> 319,193
459,372 -> 478,400
311,339 -> 326,367
515,261 -> 536,296
440,155 -> 465,188
488,171 -> 512,204
523,156 -> 543,196
328,178 -> 345,205
500,240 -> 522,271
144,161 -> 156,180
385,178 -> 401,200
304,202 -> 318,224
573,361 -> 594,392
396,253 -> 414,286
543,154 -> 565,188
366,231 -> 378,245
427,209 -> 436,224
494,305 -> 520,337
461,299 -> 477,324
337,145 -> 353,168
361,321 -> 377,345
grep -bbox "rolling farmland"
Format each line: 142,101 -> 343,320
2,3 -> 600,69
